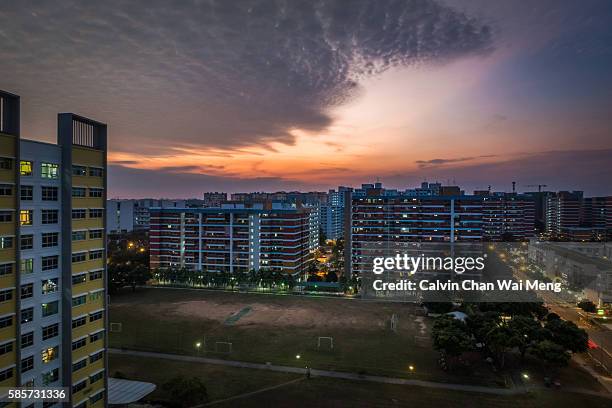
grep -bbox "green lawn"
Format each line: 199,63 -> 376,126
109,354 -> 610,408
109,354 -> 299,404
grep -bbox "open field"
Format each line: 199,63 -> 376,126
108,287 -> 606,392
109,287 -> 503,385
109,354 -> 610,408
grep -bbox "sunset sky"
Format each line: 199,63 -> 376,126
1,0 -> 611,197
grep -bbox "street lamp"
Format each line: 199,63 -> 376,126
408,365 -> 415,372
296,354 -> 301,360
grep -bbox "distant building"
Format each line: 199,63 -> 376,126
320,186 -> 352,241
544,192 -> 611,241
106,199 -> 186,233
529,241 -> 612,306
149,202 -> 318,275
202,192 -> 227,208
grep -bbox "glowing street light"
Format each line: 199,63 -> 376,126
195,342 -> 202,349
296,354 -> 301,359
408,365 -> 415,372
522,373 -> 529,380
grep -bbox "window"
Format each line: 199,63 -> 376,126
72,209 -> 86,219
42,323 -> 59,340
72,230 -> 87,241
72,165 -> 87,176
0,236 -> 13,249
72,338 -> 86,351
89,229 -> 103,239
72,295 -> 86,307
21,355 -> 34,372
89,270 -> 103,281
41,163 -> 58,179
0,367 -> 13,382
41,186 -> 58,201
20,258 -> 33,274
21,185 -> 33,200
42,301 -> 58,317
0,263 -> 13,276
41,232 -> 58,248
20,160 -> 33,176
72,187 -> 86,198
20,210 -> 33,225
89,370 -> 104,384
41,255 -> 58,271
89,350 -> 104,363
0,185 -> 12,196
0,342 -> 13,356
0,289 -> 12,302
41,278 -> 58,295
20,234 -> 33,250
89,291 -> 103,302
0,158 -> 13,170
73,274 -> 86,286
0,211 -> 13,222
72,252 -> 86,263
0,316 -> 13,328
41,209 -> 58,224
0,211 -> 12,222
42,368 -> 58,385
89,311 -> 104,323
72,315 -> 87,329
21,307 -> 33,324
41,346 -> 58,363
89,331 -> 104,343
89,167 -> 103,177
90,391 -> 105,404
72,380 -> 87,394
89,188 -> 104,198
21,332 -> 34,348
72,358 -> 87,372
89,250 -> 103,260
89,209 -> 103,218
20,283 -> 33,299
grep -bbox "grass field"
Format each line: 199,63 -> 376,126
109,354 -> 610,408
108,287 -> 606,393
109,287 -> 503,386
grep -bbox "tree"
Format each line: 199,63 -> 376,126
325,270 -> 338,282
422,302 -> 453,314
544,319 -> 588,353
126,264 -> 152,292
577,300 -> 597,313
531,340 -> 571,369
432,316 -> 473,359
163,375 -> 209,408
507,315 -> 544,360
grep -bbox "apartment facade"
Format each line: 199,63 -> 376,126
0,91 -> 107,407
545,191 -> 612,241
149,204 -> 316,275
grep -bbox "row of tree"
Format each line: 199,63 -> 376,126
432,302 -> 588,371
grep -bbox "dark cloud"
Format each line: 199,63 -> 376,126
416,154 -> 496,168
0,0 -> 492,153
394,149 -> 612,196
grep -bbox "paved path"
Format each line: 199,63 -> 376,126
110,348 -> 525,396
195,378 -> 306,407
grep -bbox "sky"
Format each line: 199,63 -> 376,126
0,0 -> 611,197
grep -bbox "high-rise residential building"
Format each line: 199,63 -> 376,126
149,202 -> 317,275
106,199 -> 186,234
544,191 -> 611,241
202,192 -> 227,208
320,187 -> 352,241
480,192 -> 535,240
0,90 -> 108,407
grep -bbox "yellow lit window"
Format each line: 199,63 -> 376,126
20,210 -> 32,226
41,346 -> 58,363
20,160 -> 32,176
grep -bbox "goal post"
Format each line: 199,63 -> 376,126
317,336 -> 334,350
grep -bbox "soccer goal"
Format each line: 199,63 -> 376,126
390,313 -> 398,332
110,322 -> 123,333
215,341 -> 233,354
317,336 -> 334,350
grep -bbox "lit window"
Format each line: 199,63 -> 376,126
20,210 -> 33,226
41,346 -> 58,363
20,160 -> 32,176
41,163 -> 59,179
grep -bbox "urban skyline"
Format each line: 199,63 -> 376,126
1,0 -> 611,197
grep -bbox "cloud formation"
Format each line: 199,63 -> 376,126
0,0 -> 492,154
